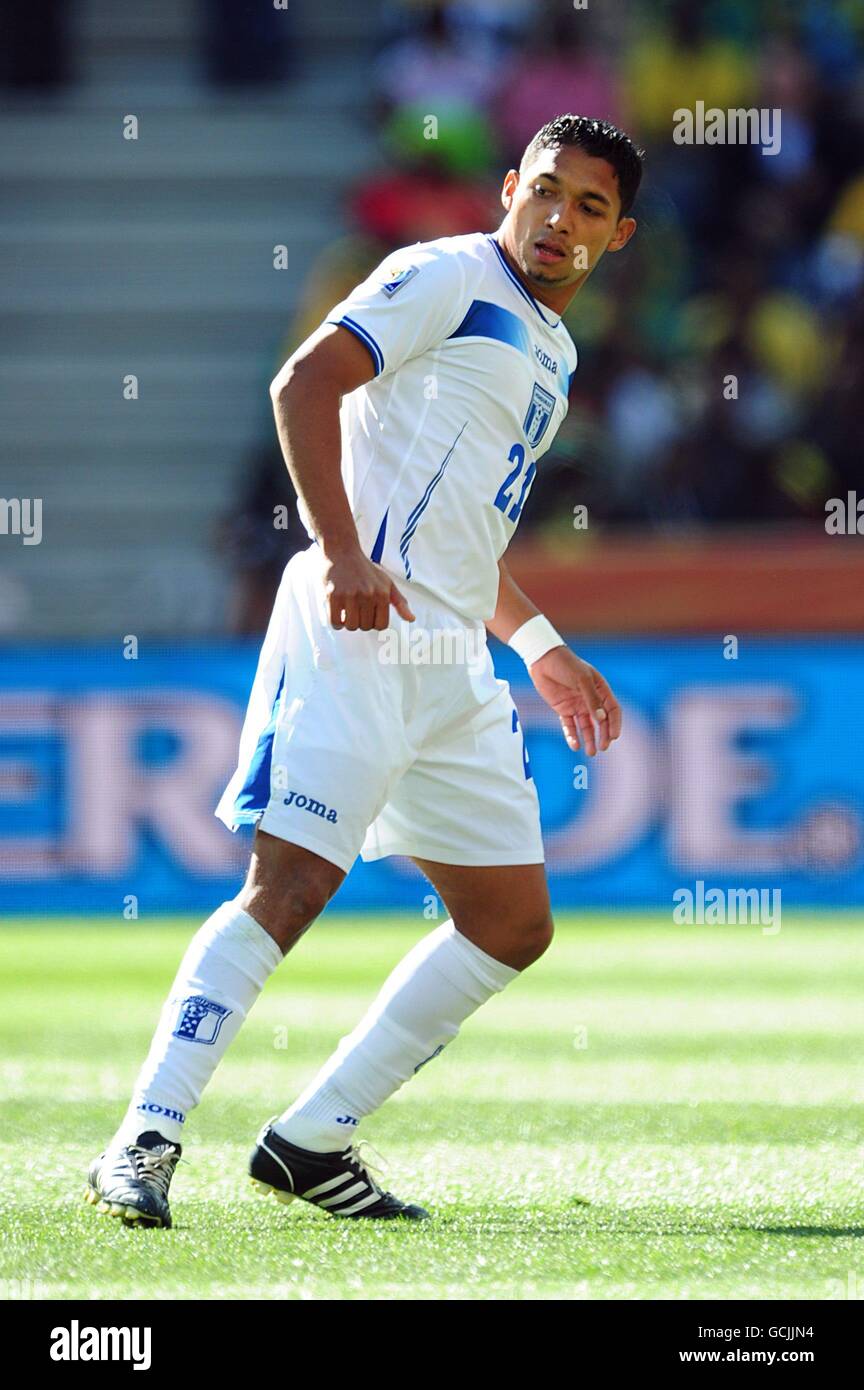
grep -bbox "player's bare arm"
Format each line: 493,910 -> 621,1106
269,323 -> 414,632
486,555 -> 542,642
489,558 -> 621,756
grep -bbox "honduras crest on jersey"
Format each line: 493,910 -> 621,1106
172,994 -> 232,1045
380,263 -> 419,297
523,382 -> 557,448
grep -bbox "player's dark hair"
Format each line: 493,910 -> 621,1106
520,115 -> 645,217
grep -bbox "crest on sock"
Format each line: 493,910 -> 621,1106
172,995 -> 232,1045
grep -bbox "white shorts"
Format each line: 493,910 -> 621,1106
215,544 -> 544,873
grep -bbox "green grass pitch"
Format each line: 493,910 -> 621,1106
1,913 -> 862,1301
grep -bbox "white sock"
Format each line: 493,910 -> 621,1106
272,919 -> 518,1152
113,899 -> 283,1148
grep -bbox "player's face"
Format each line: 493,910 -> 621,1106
499,145 -> 636,304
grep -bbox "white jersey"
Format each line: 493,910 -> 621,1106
308,231 -> 578,622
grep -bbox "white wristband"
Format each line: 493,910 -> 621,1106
507,614 -> 565,667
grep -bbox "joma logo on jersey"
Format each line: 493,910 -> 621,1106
523,382 -> 557,447
283,790 -> 339,823
533,344 -> 558,374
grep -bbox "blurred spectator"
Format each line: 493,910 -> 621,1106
624,1 -> 757,137
0,0 -> 72,87
495,10 -> 623,164
200,0 -> 294,86
374,3 -> 498,113
374,3 -> 500,176
379,0 -> 538,55
811,289 -> 864,496
383,102 -> 499,178
218,446 -> 310,633
350,158 -> 499,243
448,0 -> 538,57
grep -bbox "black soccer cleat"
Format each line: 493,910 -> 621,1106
83,1130 -> 182,1229
248,1118 -> 431,1221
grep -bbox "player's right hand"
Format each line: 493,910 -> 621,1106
322,548 -> 415,631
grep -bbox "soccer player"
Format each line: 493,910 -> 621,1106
85,115 -> 641,1226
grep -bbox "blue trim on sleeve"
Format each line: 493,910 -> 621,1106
328,315 -> 384,375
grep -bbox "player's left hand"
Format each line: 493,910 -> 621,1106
528,646 -> 622,756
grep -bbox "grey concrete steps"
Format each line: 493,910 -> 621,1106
1,309 -> 295,357
3,443 -> 249,513
0,60 -> 373,115
76,0 -> 381,47
0,0 -> 381,634
0,110 -> 371,178
3,245 -> 319,314
0,178 -> 347,222
0,550 -> 235,637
